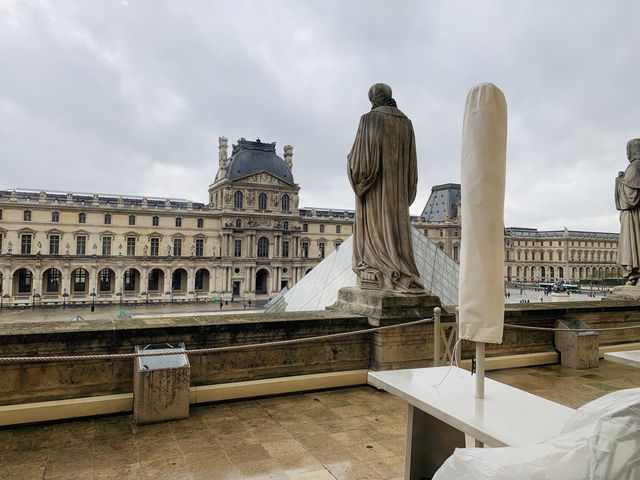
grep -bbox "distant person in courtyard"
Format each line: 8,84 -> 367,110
615,138 -> 640,285
347,83 -> 424,292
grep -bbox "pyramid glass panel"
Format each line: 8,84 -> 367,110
267,226 -> 459,312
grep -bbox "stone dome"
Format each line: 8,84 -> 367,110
226,138 -> 293,183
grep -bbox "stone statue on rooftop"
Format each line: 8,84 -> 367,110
615,138 -> 640,286
347,83 -> 424,292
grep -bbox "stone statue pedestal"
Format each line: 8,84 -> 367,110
328,287 -> 444,370
607,285 -> 640,301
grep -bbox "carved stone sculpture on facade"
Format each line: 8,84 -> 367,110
615,138 -> 640,285
347,83 -> 424,292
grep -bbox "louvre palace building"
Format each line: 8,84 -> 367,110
0,139 -> 622,307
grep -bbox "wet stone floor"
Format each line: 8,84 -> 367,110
1,360 -> 639,479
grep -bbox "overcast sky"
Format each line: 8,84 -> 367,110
1,1 -> 638,232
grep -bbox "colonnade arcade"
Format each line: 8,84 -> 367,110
0,258 -> 316,306
506,264 -> 623,284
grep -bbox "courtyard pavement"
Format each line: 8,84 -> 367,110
1,360 -> 638,479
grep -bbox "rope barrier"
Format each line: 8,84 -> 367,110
0,317 -> 433,364
504,323 -> 640,332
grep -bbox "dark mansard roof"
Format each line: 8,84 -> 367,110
226,138 -> 293,183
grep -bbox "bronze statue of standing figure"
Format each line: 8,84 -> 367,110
615,138 -> 640,286
347,83 -> 424,292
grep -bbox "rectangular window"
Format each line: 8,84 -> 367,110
99,270 -> 111,292
18,269 -> 32,293
282,240 -> 289,258
51,211 -> 59,222
234,239 -> 242,257
197,218 -> 204,228
320,224 -> 325,233
46,269 -> 60,293
104,214 -> 111,225
76,235 -> 86,255
0,209 -> 2,220
336,225 -> 341,234
302,241 -> 309,258
24,210 -> 31,221
0,234 -> 2,253
148,270 -> 160,291
127,237 -> 136,256
73,269 -> 87,292
102,237 -> 111,255
195,238 -> 204,257
319,242 -> 325,258
453,245 -> 459,261
129,215 -> 135,226
21,234 -> 32,254
150,237 -> 159,256
79,213 -> 86,223
175,217 -> 182,227
302,223 -> 308,232
124,270 -> 136,291
152,216 -> 159,226
49,235 -> 60,255
173,238 -> 182,256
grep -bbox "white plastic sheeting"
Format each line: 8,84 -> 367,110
433,387 -> 640,480
459,83 -> 507,344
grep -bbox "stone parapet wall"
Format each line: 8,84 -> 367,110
1,300 -> 639,406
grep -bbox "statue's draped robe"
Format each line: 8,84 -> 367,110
347,106 -> 423,291
616,159 -> 640,274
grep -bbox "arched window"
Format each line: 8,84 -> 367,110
258,193 -> 267,210
541,266 -> 546,278
104,214 -> 111,225
282,194 -> 290,212
79,212 -> 86,224
550,266 -> 555,278
558,267 -> 564,279
234,191 -> 243,209
51,211 -> 59,222
257,237 -> 269,258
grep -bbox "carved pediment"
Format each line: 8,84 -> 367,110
243,171 -> 292,186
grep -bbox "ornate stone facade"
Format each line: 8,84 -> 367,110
0,157 -> 622,307
0,138 -> 353,307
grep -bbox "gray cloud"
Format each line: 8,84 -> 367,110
1,0 -> 638,232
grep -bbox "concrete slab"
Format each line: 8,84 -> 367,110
604,350 -> 640,368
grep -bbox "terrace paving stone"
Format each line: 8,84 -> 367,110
0,360 -> 638,479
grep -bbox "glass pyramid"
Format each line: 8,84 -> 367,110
267,226 -> 459,312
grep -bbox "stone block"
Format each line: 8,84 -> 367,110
133,343 -> 190,424
329,286 -> 441,325
554,319 -> 599,369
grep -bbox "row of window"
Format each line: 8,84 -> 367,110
508,250 -> 616,262
14,267 -> 210,295
234,192 -> 291,212
301,223 -> 341,233
11,234 -> 205,257
0,234 -> 340,259
231,238 -> 336,259
513,239 -> 615,248
17,211 -> 204,228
